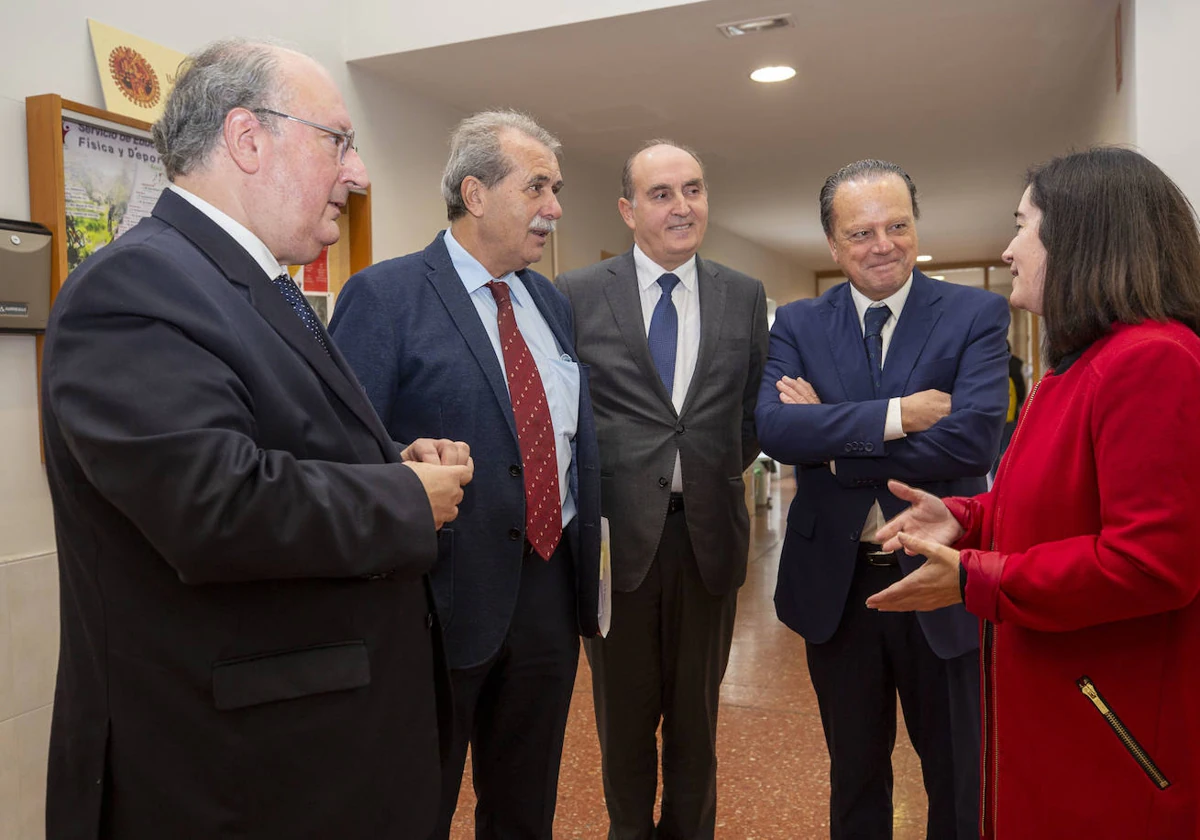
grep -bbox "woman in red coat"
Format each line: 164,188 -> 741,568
868,147 -> 1200,838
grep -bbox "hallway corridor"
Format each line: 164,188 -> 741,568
452,475 -> 931,839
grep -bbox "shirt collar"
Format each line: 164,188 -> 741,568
849,272 -> 914,324
444,227 -> 529,307
169,184 -> 285,280
633,243 -> 698,293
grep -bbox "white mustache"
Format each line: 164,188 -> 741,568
529,217 -> 557,234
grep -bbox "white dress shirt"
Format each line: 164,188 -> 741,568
444,228 -> 580,528
847,274 -> 913,541
169,185 -> 284,280
634,243 -> 701,493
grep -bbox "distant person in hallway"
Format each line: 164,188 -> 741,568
556,140 -> 768,840
40,39 -> 472,839
329,110 -> 600,839
871,147 -> 1200,839
756,159 -> 1010,839
989,340 -> 1027,480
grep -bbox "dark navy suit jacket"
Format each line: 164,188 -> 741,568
330,232 -> 601,669
756,271 -> 1010,659
42,190 -> 446,839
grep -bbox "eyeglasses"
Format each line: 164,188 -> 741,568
257,108 -> 357,163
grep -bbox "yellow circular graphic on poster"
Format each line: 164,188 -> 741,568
108,46 -> 160,109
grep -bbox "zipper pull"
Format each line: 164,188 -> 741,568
1077,677 -> 1110,714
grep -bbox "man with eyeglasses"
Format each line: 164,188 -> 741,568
256,107 -> 357,162
40,38 -> 470,839
331,110 -> 600,839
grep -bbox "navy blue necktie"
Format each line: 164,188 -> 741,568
648,273 -> 681,394
272,273 -> 329,354
863,304 -> 891,393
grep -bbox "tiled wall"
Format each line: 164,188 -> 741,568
0,552 -> 59,840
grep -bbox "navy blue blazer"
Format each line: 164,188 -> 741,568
330,232 -> 601,669
755,271 -> 1010,659
42,190 -> 446,838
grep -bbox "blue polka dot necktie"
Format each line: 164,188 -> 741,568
648,273 -> 681,394
863,304 -> 891,393
272,273 -> 329,355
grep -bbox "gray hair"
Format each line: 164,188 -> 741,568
819,159 -> 920,237
152,39 -> 285,180
441,110 -> 562,221
621,139 -> 704,203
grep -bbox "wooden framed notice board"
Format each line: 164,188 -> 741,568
25,94 -> 373,449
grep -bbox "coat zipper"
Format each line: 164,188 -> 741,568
980,618 -> 995,838
980,378 -> 1042,837
1077,677 -> 1171,790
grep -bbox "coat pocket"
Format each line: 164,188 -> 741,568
1076,675 -> 1170,790
212,640 -> 370,711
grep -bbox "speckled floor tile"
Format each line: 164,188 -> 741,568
450,477 -> 931,839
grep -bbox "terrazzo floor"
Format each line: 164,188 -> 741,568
450,475 -> 930,839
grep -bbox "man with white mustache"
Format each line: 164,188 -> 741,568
330,110 -> 601,839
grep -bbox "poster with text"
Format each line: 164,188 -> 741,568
62,117 -> 168,272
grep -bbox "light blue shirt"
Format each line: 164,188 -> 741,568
444,228 -> 579,528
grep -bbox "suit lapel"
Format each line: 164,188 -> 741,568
423,235 -> 519,444
679,257 -> 726,418
152,191 -> 395,453
603,251 -> 676,413
880,271 -> 942,396
821,283 -> 876,402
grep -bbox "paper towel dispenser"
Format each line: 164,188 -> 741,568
0,219 -> 53,333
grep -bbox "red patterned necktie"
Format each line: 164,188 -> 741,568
486,281 -> 562,560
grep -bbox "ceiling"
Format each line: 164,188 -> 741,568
354,0 -> 1120,272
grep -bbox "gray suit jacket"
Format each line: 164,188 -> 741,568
557,250 -> 768,595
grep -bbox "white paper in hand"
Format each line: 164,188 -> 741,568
598,516 -> 612,637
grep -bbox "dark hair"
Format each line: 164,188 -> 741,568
621,139 -> 704,202
1028,147 -> 1200,367
819,159 -> 919,237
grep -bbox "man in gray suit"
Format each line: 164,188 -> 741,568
557,140 -> 768,840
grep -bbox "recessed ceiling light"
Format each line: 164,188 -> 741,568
750,66 -> 796,83
916,255 -> 934,262
930,275 -> 946,280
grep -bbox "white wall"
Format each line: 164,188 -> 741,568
344,0 -> 706,61
1133,0 -> 1200,207
1082,0 -> 1135,148
548,160 -> 633,275
701,224 -> 815,305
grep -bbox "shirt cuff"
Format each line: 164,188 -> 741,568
884,397 -> 906,442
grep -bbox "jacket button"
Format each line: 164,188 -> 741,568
509,464 -> 522,476
658,477 -> 669,487
850,531 -> 860,541
865,442 -> 875,453
508,528 -> 521,541
675,424 -> 685,434
844,443 -> 852,452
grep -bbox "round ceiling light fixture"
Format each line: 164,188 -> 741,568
750,65 -> 796,83
916,255 -> 934,262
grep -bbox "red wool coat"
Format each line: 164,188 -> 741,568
945,320 -> 1200,839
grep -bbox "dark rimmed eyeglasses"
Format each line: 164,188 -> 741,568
257,108 -> 357,163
